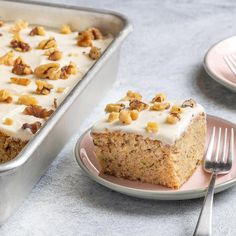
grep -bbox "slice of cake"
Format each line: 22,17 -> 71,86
91,91 -> 206,189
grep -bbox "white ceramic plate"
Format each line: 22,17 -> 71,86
74,115 -> 236,200
204,36 -> 236,92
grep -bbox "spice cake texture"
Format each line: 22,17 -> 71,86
91,91 -> 206,189
0,19 -> 113,163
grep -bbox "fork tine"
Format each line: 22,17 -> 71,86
228,55 -> 236,68
224,55 -> 236,75
205,126 -> 216,161
221,128 -> 228,163
214,127 -> 222,162
228,128 -> 235,165
231,54 -> 236,62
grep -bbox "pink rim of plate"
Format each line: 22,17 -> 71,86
75,115 -> 236,200
204,36 -> 236,92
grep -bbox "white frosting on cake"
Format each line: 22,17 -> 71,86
92,100 -> 205,145
0,22 -> 112,141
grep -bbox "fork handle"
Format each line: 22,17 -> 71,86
193,172 -> 217,236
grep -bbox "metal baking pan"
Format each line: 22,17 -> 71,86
0,0 -> 132,224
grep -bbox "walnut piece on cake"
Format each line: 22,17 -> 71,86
60,62 -> 77,79
91,92 -> 206,189
77,31 -> 93,47
34,63 -> 61,80
60,24 -> 72,34
22,121 -> 42,134
0,51 -> 15,66
37,37 -> 57,49
29,26 -> 45,36
89,46 -> 101,60
0,90 -> 13,103
12,57 -> 32,75
10,19 -> 28,33
87,27 -> 103,40
10,39 -> 31,52
35,80 -> 53,95
48,50 -> 62,61
18,94 -> 38,106
10,77 -> 31,86
23,105 -> 54,118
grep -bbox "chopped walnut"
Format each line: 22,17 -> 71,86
10,77 -> 31,86
146,122 -> 159,133
44,48 -> 56,56
34,63 -> 61,80
12,57 -> 32,75
37,37 -> 57,49
18,94 -> 38,106
61,24 -> 72,34
0,33 -> 2,37
89,46 -> 101,60
23,105 -> 54,118
166,113 -> 181,124
10,39 -> 31,52
3,118 -> 13,126
151,93 -> 166,103
0,20 -> 4,27
60,62 -> 78,80
35,80 -> 53,95
122,90 -> 142,101
0,90 -> 13,103
129,99 -> 149,111
77,31 -> 93,47
150,102 -> 170,111
29,26 -> 45,36
12,32 -> 24,42
181,99 -> 196,108
119,110 -> 132,125
0,51 -> 15,66
56,87 -> 65,93
87,27 -> 103,40
105,103 -> 125,113
48,50 -> 62,61
130,110 -> 139,120
10,19 -> 28,33
170,105 -> 183,114
107,112 -> 119,122
22,121 -> 42,134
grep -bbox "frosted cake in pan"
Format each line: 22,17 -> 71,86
0,19 -> 113,163
91,91 -> 206,189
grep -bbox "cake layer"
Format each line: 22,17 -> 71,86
92,113 -> 206,189
0,132 -> 27,163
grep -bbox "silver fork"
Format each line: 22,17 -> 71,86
224,54 -> 236,75
193,127 -> 234,236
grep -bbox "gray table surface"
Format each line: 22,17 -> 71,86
1,0 -> 236,235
